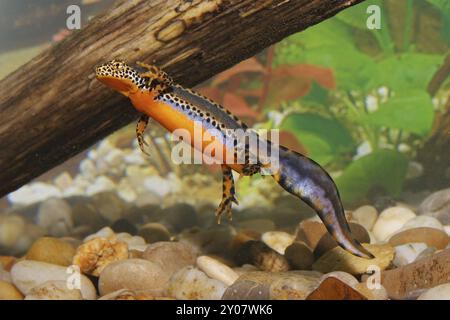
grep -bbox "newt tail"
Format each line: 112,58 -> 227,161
274,147 -> 374,258
95,60 -> 374,259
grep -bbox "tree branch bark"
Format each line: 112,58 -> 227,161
0,0 -> 364,197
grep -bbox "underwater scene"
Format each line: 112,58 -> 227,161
0,0 -> 449,302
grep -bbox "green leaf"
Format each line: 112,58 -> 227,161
280,113 -> 355,166
336,149 -> 408,205
370,53 -> 443,91
361,91 -> 435,136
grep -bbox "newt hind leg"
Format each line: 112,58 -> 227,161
216,165 -> 239,224
136,114 -> 150,156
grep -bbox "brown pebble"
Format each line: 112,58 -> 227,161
388,227 -> 449,249
284,241 -> 314,270
26,237 -> 76,267
0,256 -> 17,271
0,280 -> 23,300
306,277 -> 367,300
381,248 -> 450,299
235,240 -> 290,272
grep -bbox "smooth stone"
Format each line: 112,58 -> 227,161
138,223 -> 171,243
306,277 -> 367,300
160,203 -> 198,232
418,188 -> 450,224
91,191 -> 127,223
25,280 -> 82,300
115,233 -> 146,247
400,216 -> 443,231
284,242 -> 314,270
71,201 -> 106,229
354,282 -> 388,300
230,230 -> 261,253
294,220 -> 326,250
388,227 -> 449,249
393,243 -> 428,267
26,237 -> 76,267
167,266 -> 227,300
0,266 -> 11,283
381,248 -> 450,299
83,226 -> 115,242
372,206 -> 416,241
351,205 -> 378,231
73,237 -> 128,276
11,260 -> 96,299
142,242 -> 197,278
0,214 -> 26,248
222,270 -> 321,300
99,259 -> 169,296
0,280 -> 23,300
261,231 -> 294,254
313,223 -> 371,258
238,219 -> 276,234
415,246 -> 437,261
444,225 -> 450,236
320,271 -> 359,288
110,218 -> 138,235
37,198 -> 74,237
312,244 -> 395,275
99,288 -> 173,300
196,256 -> 239,286
417,283 -> 450,300
235,240 -> 290,272
0,256 -> 17,271
178,225 -> 235,255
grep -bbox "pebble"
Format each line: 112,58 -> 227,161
0,266 -> 11,283
381,248 -> 450,299
417,282 -> 450,300
393,243 -> 428,267
0,280 -> 23,300
110,218 -> 138,235
91,191 -> 126,223
7,182 -> 61,206
115,233 -> 146,248
295,220 -> 327,250
235,240 -> 290,272
25,280 -> 82,300
83,226 -> 115,242
238,219 -> 276,234
71,201 -> 106,229
306,277 -> 366,300
167,266 -> 228,300
138,223 -> 171,243
26,237 -> 76,267
320,271 -> 359,288
99,259 -> 169,296
372,206 -> 416,241
196,256 -> 239,286
223,271 -> 321,300
73,237 -> 128,276
354,282 -> 388,300
99,289 -> 173,300
313,223 -> 370,258
37,198 -> 74,237
444,225 -> 450,236
312,244 -> 395,275
159,203 -> 198,232
351,205 -> 378,231
0,256 -> 17,271
388,227 -> 449,249
178,225 -> 235,255
261,231 -> 294,254
0,214 -> 25,249
11,260 -> 96,299
418,188 -> 450,224
142,242 -> 197,278
400,215 -> 443,231
284,241 -> 314,270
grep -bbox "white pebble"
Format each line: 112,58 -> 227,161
351,205 -> 378,231
372,207 -> 416,241
393,243 -> 428,267
11,260 -> 96,300
261,231 -> 294,254
196,256 -> 239,286
418,283 -> 450,300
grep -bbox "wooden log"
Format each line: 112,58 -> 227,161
0,0 -> 364,197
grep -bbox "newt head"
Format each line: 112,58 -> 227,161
95,60 -> 141,96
